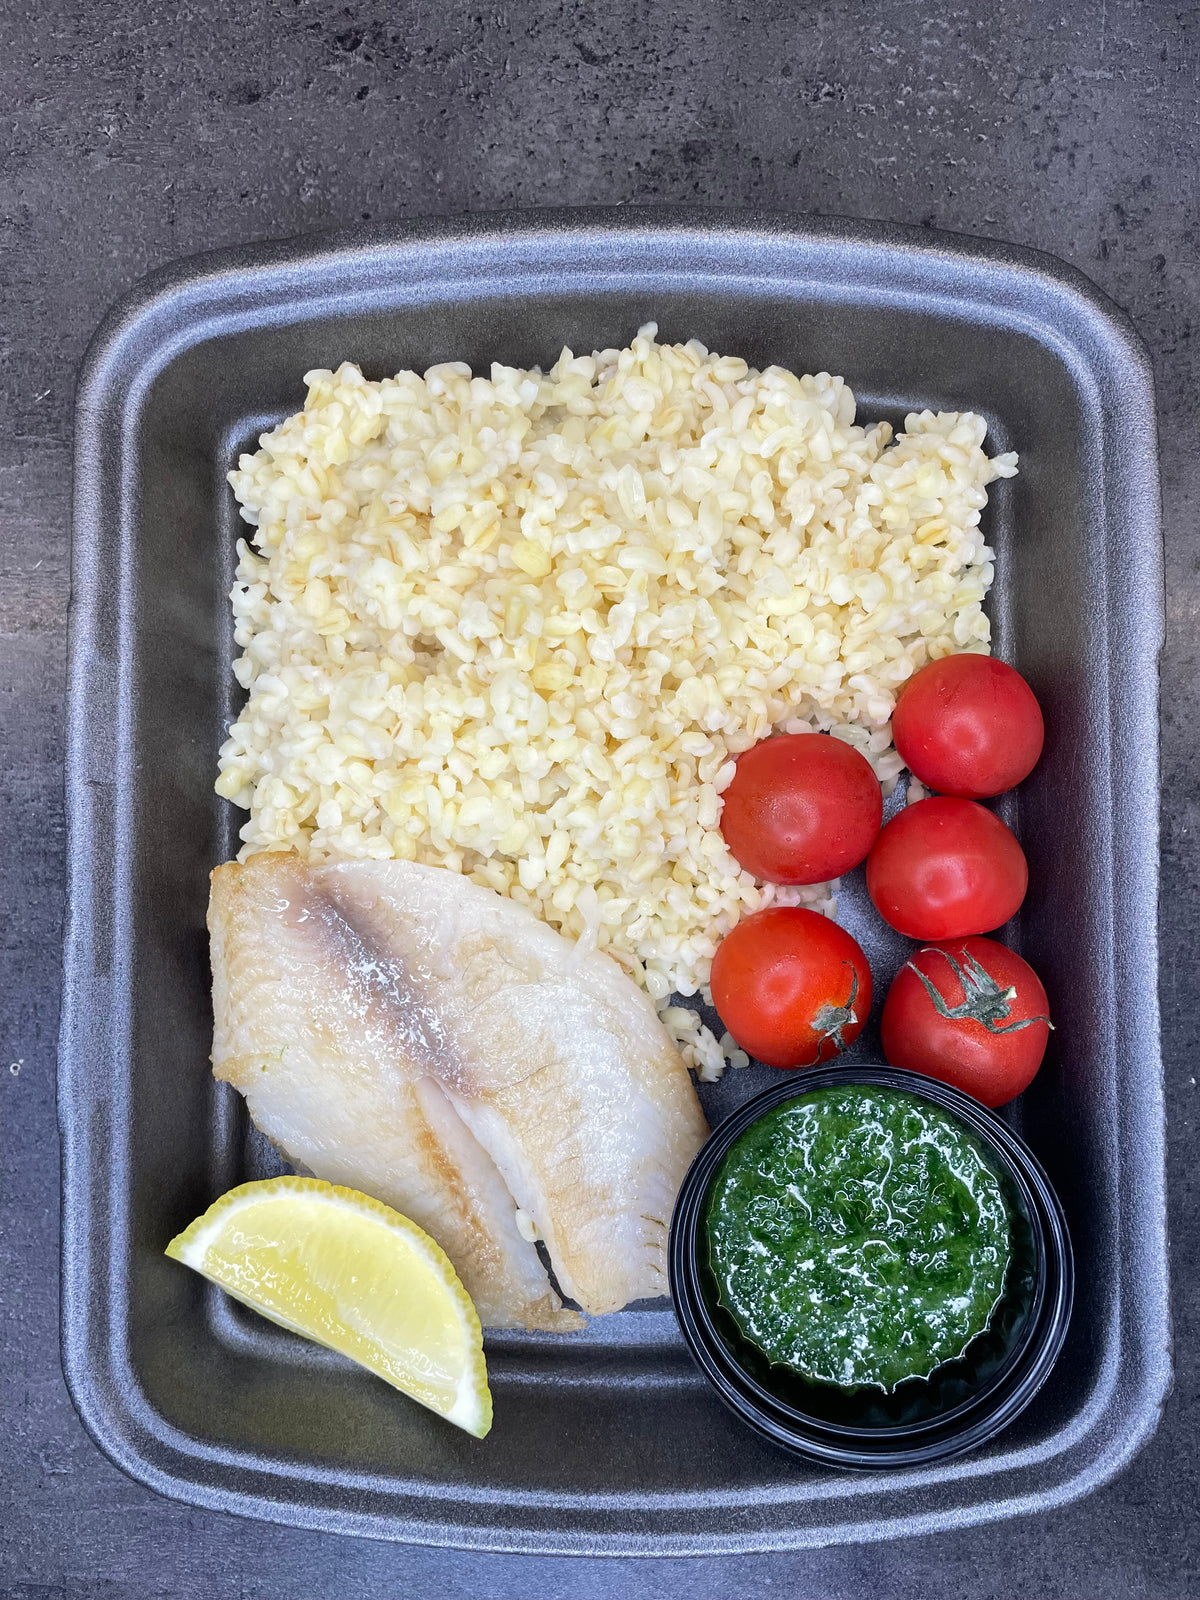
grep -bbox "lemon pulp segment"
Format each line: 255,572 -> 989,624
166,1176 -> 492,1437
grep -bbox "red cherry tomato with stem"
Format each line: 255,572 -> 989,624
866,797 -> 1027,940
881,936 -> 1051,1108
893,653 -> 1044,800
710,906 -> 872,1069
719,733 -> 883,885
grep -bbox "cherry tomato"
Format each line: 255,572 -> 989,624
710,906 -> 872,1069
718,733 -> 883,885
881,936 -> 1051,1107
866,797 -> 1027,939
893,653 -> 1044,799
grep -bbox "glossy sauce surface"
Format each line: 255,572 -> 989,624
704,1085 -> 1012,1390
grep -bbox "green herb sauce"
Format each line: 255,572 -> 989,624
704,1085 -> 1012,1391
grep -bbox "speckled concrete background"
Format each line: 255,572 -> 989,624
2,2 -> 1197,1595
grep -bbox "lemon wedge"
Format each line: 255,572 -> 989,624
165,1176 -> 492,1438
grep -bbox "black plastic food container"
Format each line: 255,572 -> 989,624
62,208 -> 1168,1553
670,1066 -> 1074,1469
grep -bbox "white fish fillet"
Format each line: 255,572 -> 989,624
208,854 -> 576,1330
208,854 -> 708,1326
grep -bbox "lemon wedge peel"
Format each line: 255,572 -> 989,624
165,1176 -> 492,1439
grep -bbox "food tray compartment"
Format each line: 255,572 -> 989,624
61,209 -> 1168,1553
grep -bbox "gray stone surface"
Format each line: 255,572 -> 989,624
2,0 -> 1197,1594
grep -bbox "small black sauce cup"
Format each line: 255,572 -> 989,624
668,1065 -> 1074,1469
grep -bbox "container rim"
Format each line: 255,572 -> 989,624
76,204 -> 1162,413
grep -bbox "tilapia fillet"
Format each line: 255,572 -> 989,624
207,854 -> 709,1329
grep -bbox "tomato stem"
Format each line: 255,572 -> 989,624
812,963 -> 860,1052
907,947 -> 1050,1035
